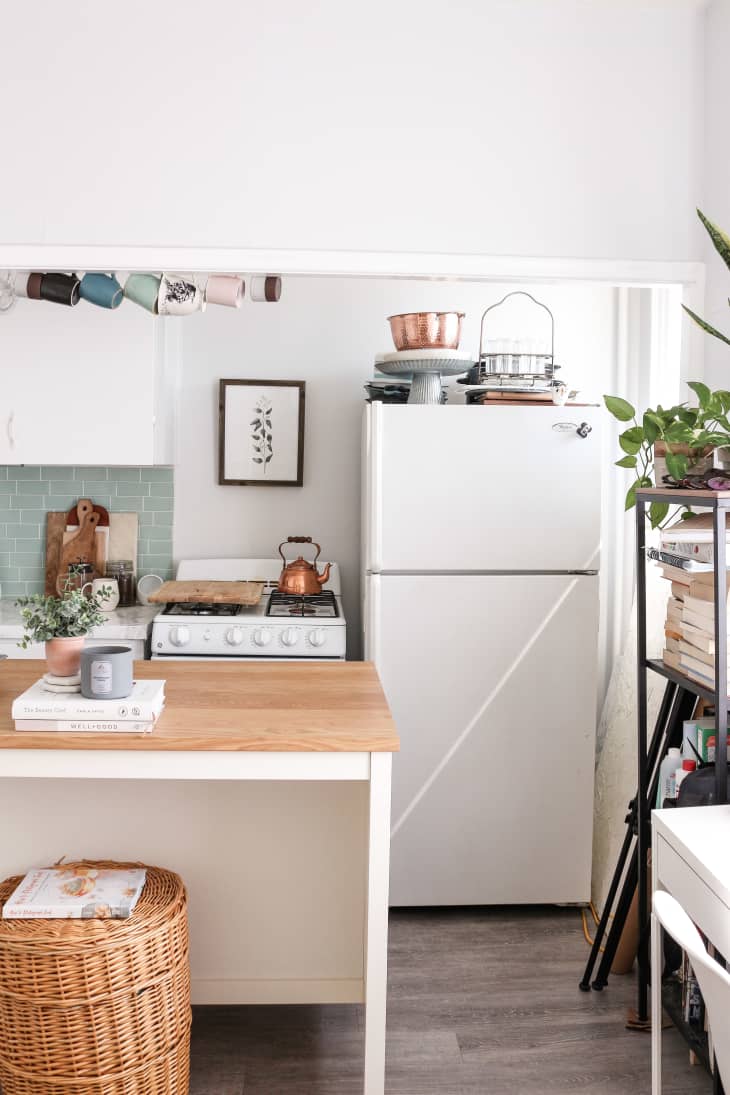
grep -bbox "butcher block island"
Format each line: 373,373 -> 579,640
0,660 -> 399,1095
0,660 -> 399,753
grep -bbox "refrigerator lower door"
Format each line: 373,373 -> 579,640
364,403 -> 602,573
365,572 -> 599,906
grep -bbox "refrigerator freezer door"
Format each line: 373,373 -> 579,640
365,572 -> 599,906
364,403 -> 601,573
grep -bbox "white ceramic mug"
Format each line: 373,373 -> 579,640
136,574 -> 164,605
83,578 -> 120,611
158,273 -> 204,316
250,275 -> 281,302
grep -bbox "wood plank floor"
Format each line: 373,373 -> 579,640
190,907 -> 710,1094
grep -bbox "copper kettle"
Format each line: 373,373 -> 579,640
277,537 -> 331,596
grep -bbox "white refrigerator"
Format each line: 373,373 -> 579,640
362,402 -> 602,906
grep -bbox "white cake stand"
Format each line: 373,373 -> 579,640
377,350 -> 473,404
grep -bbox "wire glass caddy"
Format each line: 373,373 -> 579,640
459,290 -> 562,388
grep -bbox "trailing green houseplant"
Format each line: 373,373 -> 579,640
16,589 -> 109,676
604,381 -> 730,528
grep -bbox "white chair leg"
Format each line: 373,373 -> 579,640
651,911 -> 662,1095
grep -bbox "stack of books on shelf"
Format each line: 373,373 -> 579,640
11,679 -> 166,733
652,514 -> 730,687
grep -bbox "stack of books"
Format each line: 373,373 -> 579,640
11,679 -> 166,733
652,514 -> 730,687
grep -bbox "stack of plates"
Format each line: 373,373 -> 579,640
365,379 -> 447,404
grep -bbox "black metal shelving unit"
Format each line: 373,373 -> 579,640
637,489 -> 728,1027
581,488 -> 728,1090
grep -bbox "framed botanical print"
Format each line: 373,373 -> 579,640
218,379 -> 305,486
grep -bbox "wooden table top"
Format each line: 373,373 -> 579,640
0,661 -> 399,753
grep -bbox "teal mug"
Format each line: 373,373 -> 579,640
124,273 -> 161,313
80,273 -> 124,310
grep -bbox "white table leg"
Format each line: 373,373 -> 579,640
364,752 -> 392,1095
651,910 -> 662,1095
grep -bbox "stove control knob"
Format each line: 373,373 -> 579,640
308,628 -> 326,648
169,626 -> 191,647
281,627 -> 299,647
225,626 -> 244,646
252,628 -> 272,647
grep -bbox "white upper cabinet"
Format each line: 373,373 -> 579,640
0,302 -> 177,465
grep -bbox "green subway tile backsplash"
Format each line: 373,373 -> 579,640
0,467 -> 174,597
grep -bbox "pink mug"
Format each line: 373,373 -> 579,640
205,275 -> 244,308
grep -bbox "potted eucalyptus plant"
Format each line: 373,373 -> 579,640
16,588 -> 108,676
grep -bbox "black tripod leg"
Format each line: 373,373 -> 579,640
580,681 -> 678,991
592,850 -> 638,989
613,686 -> 695,997
579,824 -> 633,990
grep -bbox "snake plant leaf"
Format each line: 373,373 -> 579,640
604,395 -> 635,421
682,305 -> 730,348
697,209 -> 730,273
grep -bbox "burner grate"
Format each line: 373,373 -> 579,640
162,602 -> 243,617
267,590 -> 339,618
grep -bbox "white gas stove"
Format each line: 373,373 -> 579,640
151,558 -> 346,660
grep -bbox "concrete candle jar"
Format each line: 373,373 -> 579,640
80,646 -> 134,700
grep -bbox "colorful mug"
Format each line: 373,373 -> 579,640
205,275 -> 244,308
80,273 -> 124,310
124,273 -> 161,313
26,272 -> 43,300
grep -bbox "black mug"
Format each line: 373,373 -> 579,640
39,272 -> 80,306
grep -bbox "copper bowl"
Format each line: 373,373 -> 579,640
388,311 -> 464,351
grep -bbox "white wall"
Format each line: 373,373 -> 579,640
702,0 -> 730,389
0,0 -> 704,262
174,277 -> 618,658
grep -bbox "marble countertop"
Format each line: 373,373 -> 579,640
0,600 -> 157,640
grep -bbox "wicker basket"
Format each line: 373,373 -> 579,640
0,861 -> 191,1095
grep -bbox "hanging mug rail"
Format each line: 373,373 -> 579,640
0,271 -> 283,315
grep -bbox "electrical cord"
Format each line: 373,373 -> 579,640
581,901 -> 609,950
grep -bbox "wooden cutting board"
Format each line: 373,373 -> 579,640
148,580 -> 265,606
45,507 -> 139,596
45,513 -> 68,595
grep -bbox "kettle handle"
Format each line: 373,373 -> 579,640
278,536 -> 321,563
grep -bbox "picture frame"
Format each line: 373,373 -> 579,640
218,379 -> 306,487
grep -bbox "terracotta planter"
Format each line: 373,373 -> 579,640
654,442 -> 714,486
45,636 -> 86,677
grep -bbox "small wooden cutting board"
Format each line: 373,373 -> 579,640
147,580 -> 265,606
